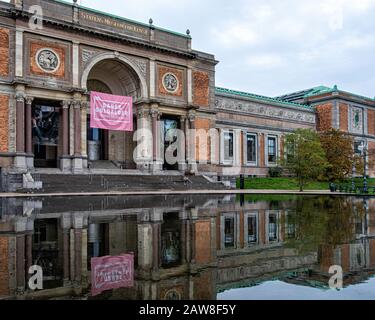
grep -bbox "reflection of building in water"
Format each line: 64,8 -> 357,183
1,195 -> 375,299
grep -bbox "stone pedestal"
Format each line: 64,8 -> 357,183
14,154 -> 27,170
72,157 -> 83,173
60,156 -> 72,172
26,155 -> 34,169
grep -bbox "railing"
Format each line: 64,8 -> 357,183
330,183 -> 375,194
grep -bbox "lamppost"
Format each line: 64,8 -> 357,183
358,141 -> 368,193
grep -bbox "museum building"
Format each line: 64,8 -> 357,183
0,0 -> 375,180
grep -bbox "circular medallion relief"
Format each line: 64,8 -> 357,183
162,72 -> 179,93
36,48 -> 60,73
164,289 -> 181,300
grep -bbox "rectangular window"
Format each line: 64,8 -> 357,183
354,141 -> 363,155
224,217 -> 235,248
224,131 -> 234,161
268,213 -> 278,242
247,215 -> 257,245
268,136 -> 277,163
246,133 -> 257,163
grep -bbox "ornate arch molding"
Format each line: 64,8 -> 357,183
81,52 -> 149,100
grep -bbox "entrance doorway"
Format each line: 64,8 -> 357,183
162,116 -> 180,171
32,100 -> 60,168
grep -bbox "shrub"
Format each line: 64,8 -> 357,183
268,166 -> 283,177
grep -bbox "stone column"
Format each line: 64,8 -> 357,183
60,101 -> 71,171
150,105 -> 162,172
15,92 -> 26,169
178,116 -> 187,171
135,105 -> 152,171
25,233 -> 33,282
16,234 -> 25,294
188,111 -> 197,173
25,97 -> 34,168
63,228 -> 70,285
72,101 -> 83,172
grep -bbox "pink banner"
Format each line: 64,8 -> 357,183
90,91 -> 133,131
91,254 -> 134,296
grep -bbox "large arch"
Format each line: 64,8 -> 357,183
82,53 -> 147,168
81,52 -> 148,100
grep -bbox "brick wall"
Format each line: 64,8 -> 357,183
259,134 -> 265,167
339,103 -> 348,132
195,220 -> 211,264
315,103 -> 332,131
0,237 -> 9,297
368,109 -> 375,136
157,65 -> 183,97
0,95 -> 9,152
193,271 -> 213,300
193,71 -> 209,107
0,28 -> 9,77
30,41 -> 66,78
195,118 -> 211,162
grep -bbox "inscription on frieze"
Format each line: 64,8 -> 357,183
79,11 -> 148,37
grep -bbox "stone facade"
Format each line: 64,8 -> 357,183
0,0 -> 374,179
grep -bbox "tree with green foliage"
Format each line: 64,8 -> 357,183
281,129 -> 329,191
319,129 -> 361,181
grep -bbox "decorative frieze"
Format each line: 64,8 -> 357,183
215,97 -> 315,124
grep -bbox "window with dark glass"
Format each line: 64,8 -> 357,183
268,136 -> 277,163
247,215 -> 257,245
354,141 -> 363,155
224,132 -> 234,161
246,134 -> 257,163
224,217 -> 235,248
268,213 -> 278,241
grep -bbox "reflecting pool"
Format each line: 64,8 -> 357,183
0,194 -> 374,300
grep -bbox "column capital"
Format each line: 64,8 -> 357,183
72,100 -> 82,109
25,96 -> 34,105
137,105 -> 149,118
150,106 -> 161,119
188,110 -> 196,122
180,115 -> 187,122
61,100 -> 71,109
15,92 -> 25,102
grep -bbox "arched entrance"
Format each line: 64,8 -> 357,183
84,56 -> 145,169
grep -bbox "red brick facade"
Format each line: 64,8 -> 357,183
0,95 -> 9,152
368,109 -> 375,136
195,220 -> 211,264
193,71 -> 210,107
316,103 -> 332,132
0,27 -> 9,77
339,103 -> 348,132
0,237 -> 9,297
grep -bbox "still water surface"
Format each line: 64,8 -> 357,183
0,194 -> 374,300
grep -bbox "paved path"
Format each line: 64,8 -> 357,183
0,189 -> 369,198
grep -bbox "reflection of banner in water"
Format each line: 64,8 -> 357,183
90,91 -> 133,132
91,254 -> 134,296
32,106 -> 59,146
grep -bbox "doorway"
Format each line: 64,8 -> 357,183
32,101 -> 60,168
162,116 -> 180,171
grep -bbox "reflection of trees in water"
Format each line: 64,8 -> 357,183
282,196 -> 360,255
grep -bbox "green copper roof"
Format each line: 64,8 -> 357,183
215,87 -> 314,110
52,0 -> 191,39
279,85 -> 375,103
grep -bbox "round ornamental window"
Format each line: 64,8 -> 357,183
162,73 -> 179,93
36,49 -> 60,73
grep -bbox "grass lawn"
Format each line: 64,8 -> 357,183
237,177 -> 375,190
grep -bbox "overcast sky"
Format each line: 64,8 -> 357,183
7,0 -> 375,98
